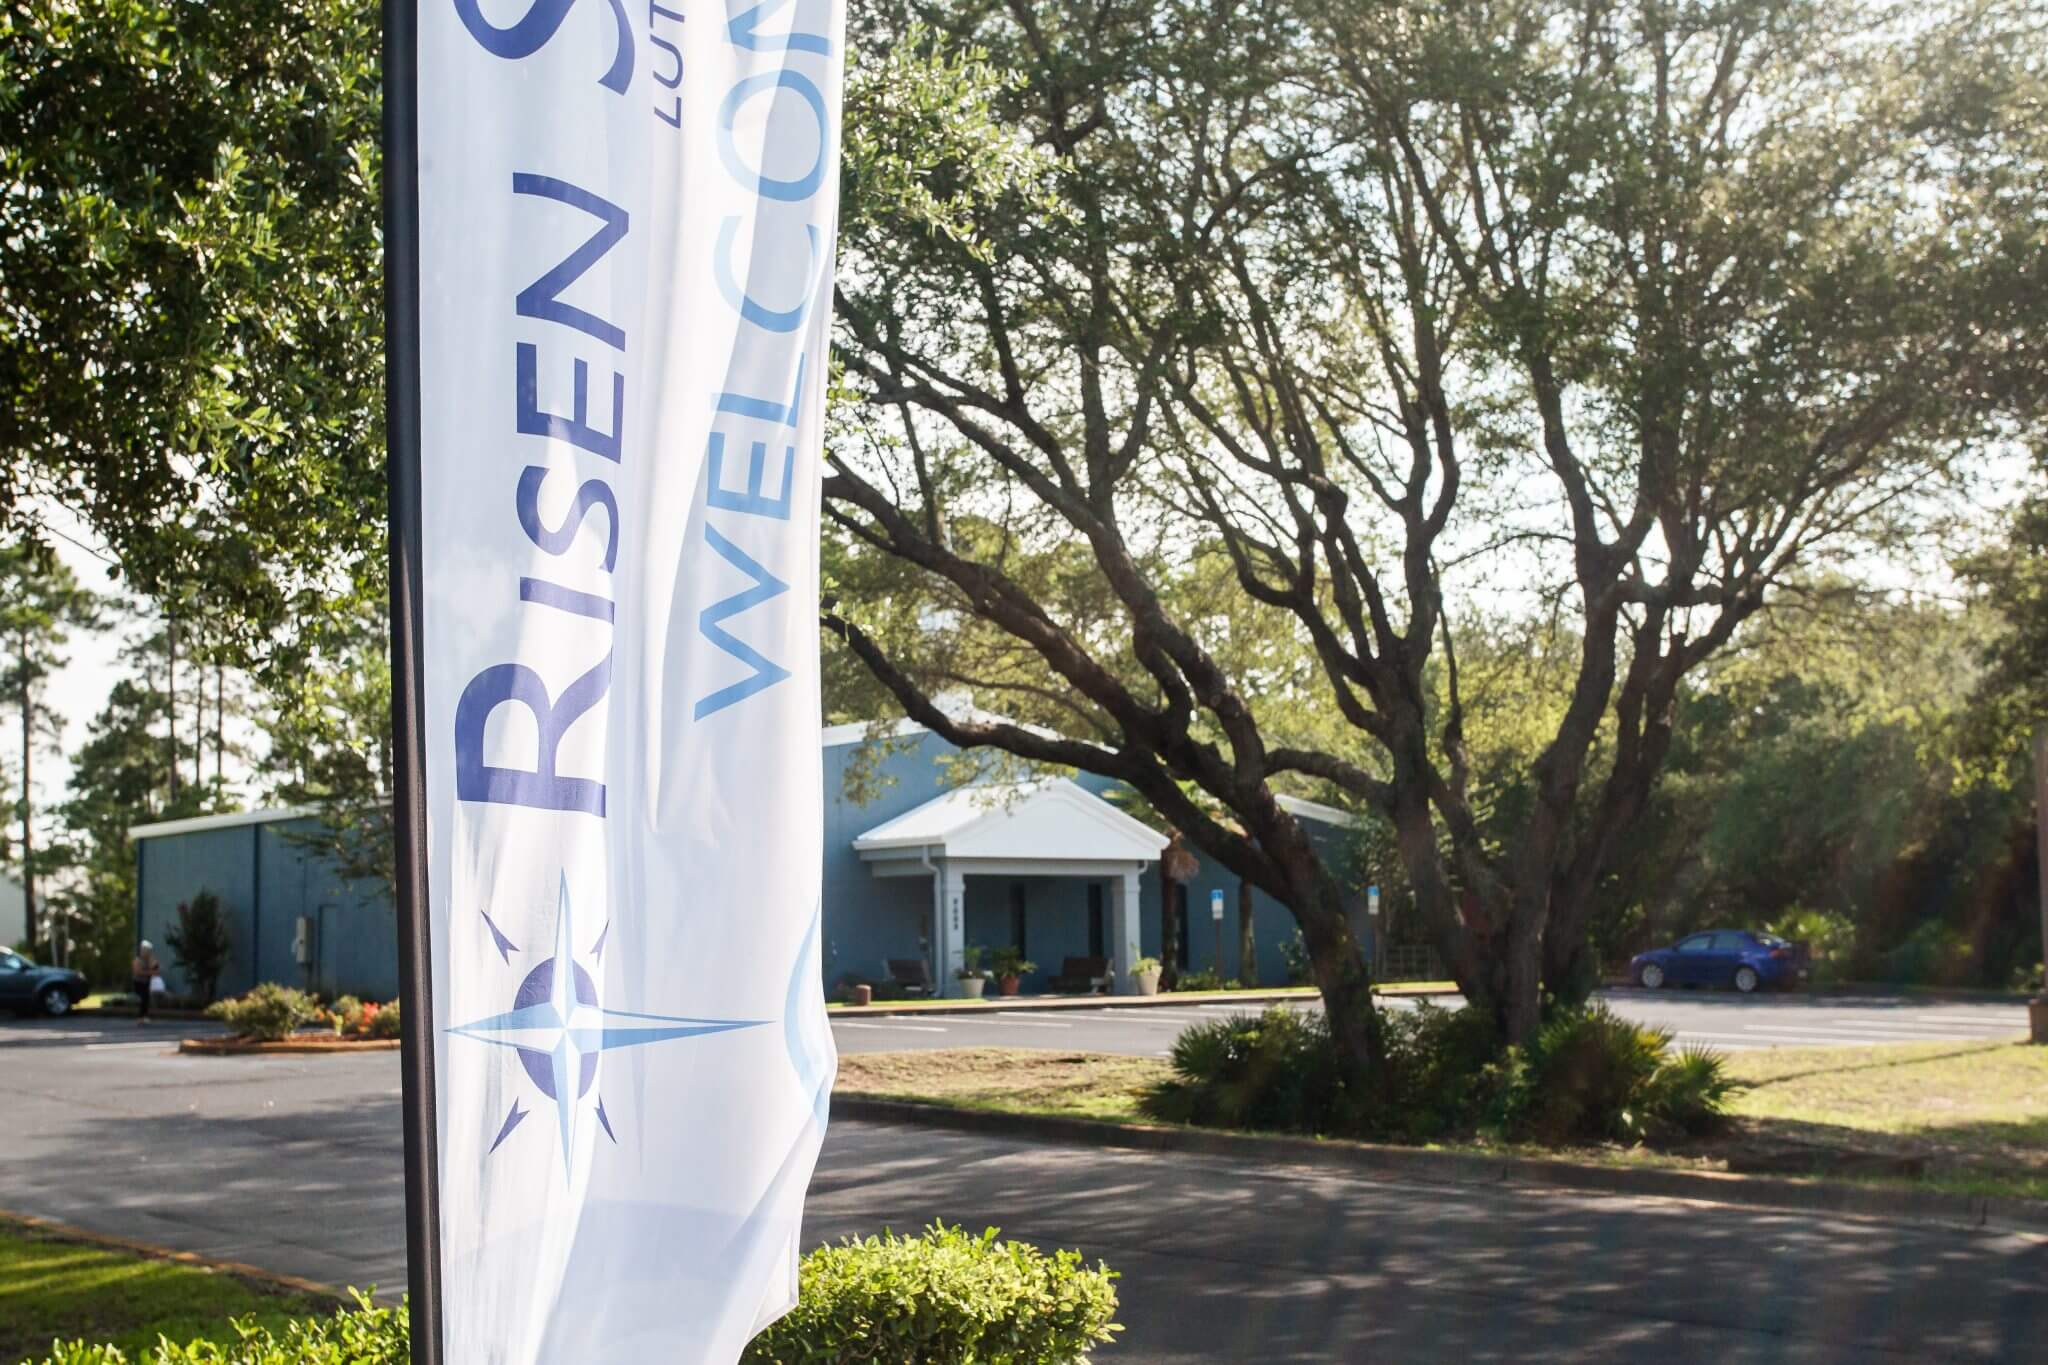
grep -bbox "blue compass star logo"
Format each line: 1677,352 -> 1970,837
449,875 -> 760,1176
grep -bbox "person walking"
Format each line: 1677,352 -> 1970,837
132,941 -> 162,1026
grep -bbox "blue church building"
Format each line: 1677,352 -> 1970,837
130,715 -> 1364,1001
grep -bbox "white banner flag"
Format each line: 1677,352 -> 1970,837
412,0 -> 842,1358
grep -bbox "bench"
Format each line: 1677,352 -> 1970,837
1046,956 -> 1112,994
886,958 -> 935,997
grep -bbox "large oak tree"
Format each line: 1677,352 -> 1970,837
822,0 -> 2048,1074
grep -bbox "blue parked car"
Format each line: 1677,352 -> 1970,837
1630,930 -> 1810,994
0,949 -> 90,1017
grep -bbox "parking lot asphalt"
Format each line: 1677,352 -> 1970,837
827,988 -> 2032,1056
4,1009 -> 2046,1362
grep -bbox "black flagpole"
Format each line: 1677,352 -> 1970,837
382,0 -> 443,1359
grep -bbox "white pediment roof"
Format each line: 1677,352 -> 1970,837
853,780 -> 1168,863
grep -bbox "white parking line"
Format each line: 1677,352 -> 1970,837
1063,1010 -> 1215,1024
1789,1019 -> 2022,1036
960,1017 -> 1075,1029
82,1041 -> 179,1051
1733,1023 -> 2013,1041
830,1021 -> 949,1034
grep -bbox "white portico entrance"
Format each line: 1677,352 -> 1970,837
851,780 -> 1168,996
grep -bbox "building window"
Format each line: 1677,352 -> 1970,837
1009,883 -> 1027,958
1087,884 -> 1105,957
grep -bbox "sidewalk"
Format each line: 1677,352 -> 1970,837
829,981 -> 1458,1019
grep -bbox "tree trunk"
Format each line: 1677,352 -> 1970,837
1159,866 -> 1180,990
1237,878 -> 1256,985
18,634 -> 35,961
215,661 -> 225,789
1291,868 -> 1386,1095
166,617 -> 179,801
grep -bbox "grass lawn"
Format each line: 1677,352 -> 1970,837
1721,1039 -> 2048,1198
834,1037 -> 2048,1202
0,1219 -> 323,1365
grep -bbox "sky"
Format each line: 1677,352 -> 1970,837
3,500 -> 265,825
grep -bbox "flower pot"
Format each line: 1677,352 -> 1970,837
997,974 -> 1022,997
957,975 -> 986,999
1133,969 -> 1161,997
849,984 -> 873,1007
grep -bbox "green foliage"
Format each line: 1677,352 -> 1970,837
1638,1047 -> 1738,1139
988,947 -> 1036,979
362,1000 -> 399,1041
1767,907 -> 1857,985
1170,969 -> 1229,993
29,1293 -> 406,1365
166,892 -> 231,1003
1876,921 -> 1973,987
205,984 -> 319,1042
317,996 -> 396,1041
1494,1006 -> 1680,1145
1278,932 -> 1312,986
1143,1007 -> 1350,1133
743,1224 -> 1119,1365
1144,1001 -> 1730,1146
1131,957 -> 1161,976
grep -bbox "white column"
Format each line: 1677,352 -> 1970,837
937,862 -> 968,997
1111,865 -> 1142,994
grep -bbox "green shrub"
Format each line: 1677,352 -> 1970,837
1170,968 -> 1229,993
1496,1003 -> 1671,1143
1483,1003 -> 1733,1144
326,996 -> 365,1037
1877,921 -> 1971,986
31,1293 -> 406,1364
1141,1006 -> 1350,1133
205,984 -> 322,1042
1766,906 -> 1855,984
167,891 -> 232,1004
363,1000 -> 401,1040
1145,1000 -> 1732,1148
1638,1045 -> 1735,1137
743,1224 -> 1120,1364
1278,931 -> 1312,985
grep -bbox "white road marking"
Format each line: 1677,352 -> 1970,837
82,1041 -> 179,1051
959,1017 -> 1075,1029
831,1021 -> 949,1034
1062,1010 -> 1217,1024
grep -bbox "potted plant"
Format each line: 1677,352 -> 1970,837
989,946 -> 1036,997
1131,956 -> 1163,997
955,946 -> 990,999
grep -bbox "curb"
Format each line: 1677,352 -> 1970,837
832,986 -> 1457,1020
178,1037 -> 402,1056
0,1208 -> 350,1309
831,1096 -> 2048,1237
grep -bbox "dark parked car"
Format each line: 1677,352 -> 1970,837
1630,930 -> 1810,994
0,949 -> 90,1017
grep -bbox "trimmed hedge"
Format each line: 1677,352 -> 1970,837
745,1224 -> 1120,1364
30,1229 -> 1119,1365
205,985 -> 322,1042
33,1294 -> 407,1364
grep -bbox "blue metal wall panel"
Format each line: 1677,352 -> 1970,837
134,729 -> 1371,998
137,825 -> 259,998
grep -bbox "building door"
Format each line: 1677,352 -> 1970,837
1087,884 -> 1106,958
